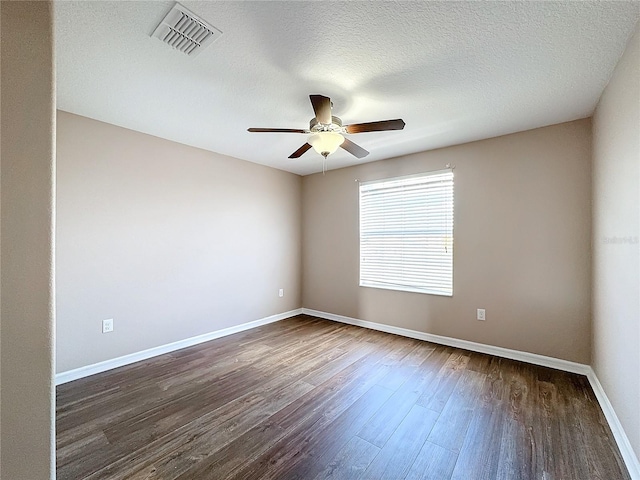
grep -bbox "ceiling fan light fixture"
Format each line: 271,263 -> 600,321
308,131 -> 344,158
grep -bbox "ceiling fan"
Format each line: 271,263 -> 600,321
248,95 -> 405,160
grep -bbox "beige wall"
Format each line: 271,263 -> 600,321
592,21 -> 640,461
56,112 -> 302,373
303,119 -> 592,364
1,2 -> 57,479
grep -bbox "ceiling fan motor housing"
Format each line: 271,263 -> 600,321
309,116 -> 345,133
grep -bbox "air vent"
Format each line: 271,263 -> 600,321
151,3 -> 222,56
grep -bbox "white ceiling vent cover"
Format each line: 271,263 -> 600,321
151,3 -> 222,56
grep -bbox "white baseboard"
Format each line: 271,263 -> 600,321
302,308 -> 639,479
587,369 -> 640,480
302,308 -> 590,375
55,308 -> 303,385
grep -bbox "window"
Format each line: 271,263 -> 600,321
359,169 -> 454,296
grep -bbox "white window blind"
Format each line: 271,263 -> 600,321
359,170 -> 454,296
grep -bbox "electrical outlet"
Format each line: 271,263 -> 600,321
477,309 -> 486,321
102,318 -> 114,333
279,288 -> 284,298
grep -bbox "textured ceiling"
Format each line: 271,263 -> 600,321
55,1 -> 639,176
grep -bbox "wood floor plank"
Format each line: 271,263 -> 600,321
358,351 -> 441,448
405,440 -> 458,480
450,398 -> 506,479
161,354 -> 392,480
359,404 -> 440,479
416,350 -> 470,412
426,369 -> 486,453
82,334 -> 376,478
375,343 -> 436,391
230,384 -> 393,480
56,315 -> 632,480
300,341 -> 376,387
495,360 -> 534,480
89,380 -> 316,480
312,436 -> 380,480
558,371 -> 631,480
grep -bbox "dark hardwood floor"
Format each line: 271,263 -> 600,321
56,315 -> 630,479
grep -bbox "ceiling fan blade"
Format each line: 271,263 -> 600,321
309,95 -> 332,124
340,138 -> 369,159
248,128 -> 307,133
345,119 -> 405,134
288,143 -> 312,158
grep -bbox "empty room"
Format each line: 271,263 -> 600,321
1,1 -> 639,479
